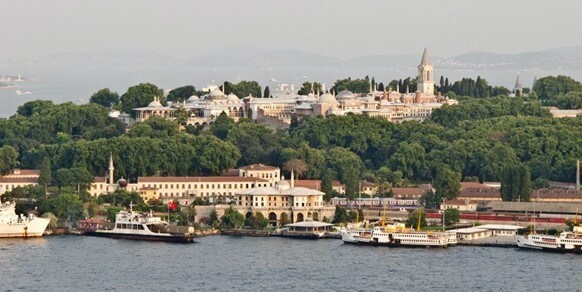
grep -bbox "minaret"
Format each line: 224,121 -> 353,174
514,74 -> 523,96
108,153 -> 114,185
417,48 -> 434,95
576,159 -> 580,191
532,72 -> 538,90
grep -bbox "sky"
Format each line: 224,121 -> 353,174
0,0 -> 581,59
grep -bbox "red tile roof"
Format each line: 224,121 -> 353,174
6,169 -> 40,177
0,177 -> 39,184
294,180 -> 321,191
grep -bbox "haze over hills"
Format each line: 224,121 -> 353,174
2,46 -> 582,71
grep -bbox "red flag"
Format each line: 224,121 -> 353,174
169,201 -> 177,211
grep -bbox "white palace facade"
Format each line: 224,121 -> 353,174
130,49 -> 457,128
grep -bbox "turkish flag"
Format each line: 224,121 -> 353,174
169,201 -> 177,211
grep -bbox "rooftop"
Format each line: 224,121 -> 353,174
138,176 -> 269,183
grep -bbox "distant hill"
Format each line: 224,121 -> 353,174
2,46 -> 582,71
438,46 -> 582,70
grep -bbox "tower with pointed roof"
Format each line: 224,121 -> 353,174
417,48 -> 434,95
514,74 -> 523,97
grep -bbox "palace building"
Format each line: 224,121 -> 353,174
128,49 -> 457,128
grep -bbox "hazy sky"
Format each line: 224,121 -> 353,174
1,0 -> 581,59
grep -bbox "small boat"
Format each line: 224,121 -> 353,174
516,227 -> 582,253
15,90 -> 33,96
0,200 -> 50,238
84,204 -> 195,243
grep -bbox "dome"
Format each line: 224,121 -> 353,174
319,93 -> 337,103
226,93 -> 239,101
147,98 -> 163,108
275,179 -> 291,191
208,89 -> 226,100
117,177 -> 128,188
337,90 -> 355,100
187,95 -> 199,102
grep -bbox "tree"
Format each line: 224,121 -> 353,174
90,88 -> 120,108
406,209 -> 426,229
263,86 -> 270,98
279,212 -> 291,226
106,206 -> 124,221
38,157 -> 51,187
332,206 -> 350,223
245,212 -> 269,229
283,159 -> 308,181
209,209 -> 219,227
220,206 -> 244,229
167,85 -> 196,103
420,189 -> 441,209
17,100 -> 54,117
120,83 -> 164,118
0,145 -> 18,175
433,165 -> 461,201
443,208 -> 460,227
50,194 -> 84,222
533,75 -> 582,103
297,82 -> 322,95
500,164 -> 531,202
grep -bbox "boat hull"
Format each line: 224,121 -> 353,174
85,230 -> 194,243
516,236 -> 582,254
0,218 -> 50,238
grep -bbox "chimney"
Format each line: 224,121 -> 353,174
577,159 -> 580,191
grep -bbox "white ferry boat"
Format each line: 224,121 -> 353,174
341,223 -> 451,248
516,227 -> 582,253
0,201 -> 50,238
85,205 -> 195,243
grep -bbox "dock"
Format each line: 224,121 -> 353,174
457,236 -> 517,248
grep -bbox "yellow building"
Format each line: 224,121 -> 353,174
138,187 -> 159,202
235,179 -> 335,225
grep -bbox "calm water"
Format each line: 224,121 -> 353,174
0,235 -> 580,291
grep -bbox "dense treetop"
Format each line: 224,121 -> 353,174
0,77 -> 581,201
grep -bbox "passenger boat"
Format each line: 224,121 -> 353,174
0,200 -> 50,238
341,222 -> 451,248
84,205 -> 195,243
516,227 -> 582,253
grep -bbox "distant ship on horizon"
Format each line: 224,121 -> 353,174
15,90 -> 33,96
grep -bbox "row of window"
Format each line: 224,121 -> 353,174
116,223 -> 145,230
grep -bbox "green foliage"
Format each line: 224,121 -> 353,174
50,194 -> 84,222
97,190 -> 144,207
297,82 -> 322,95
500,164 -> 531,202
209,209 -> 219,227
331,77 -> 371,94
431,96 -> 551,127
0,145 -> 18,175
166,85 -> 196,103
420,189 -> 441,209
90,88 -> 120,108
434,165 -> 461,200
126,116 -> 179,139
221,80 -> 261,98
532,177 -> 550,190
406,209 -> 427,229
332,206 -> 350,223
555,91 -> 582,109
443,208 -> 460,226
348,209 -> 364,222
245,212 -> 270,229
533,75 -> 582,103
120,83 -> 164,118
106,206 -> 124,221
38,157 -> 51,186
263,86 -> 270,98
279,212 -> 291,226
220,206 -> 245,229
